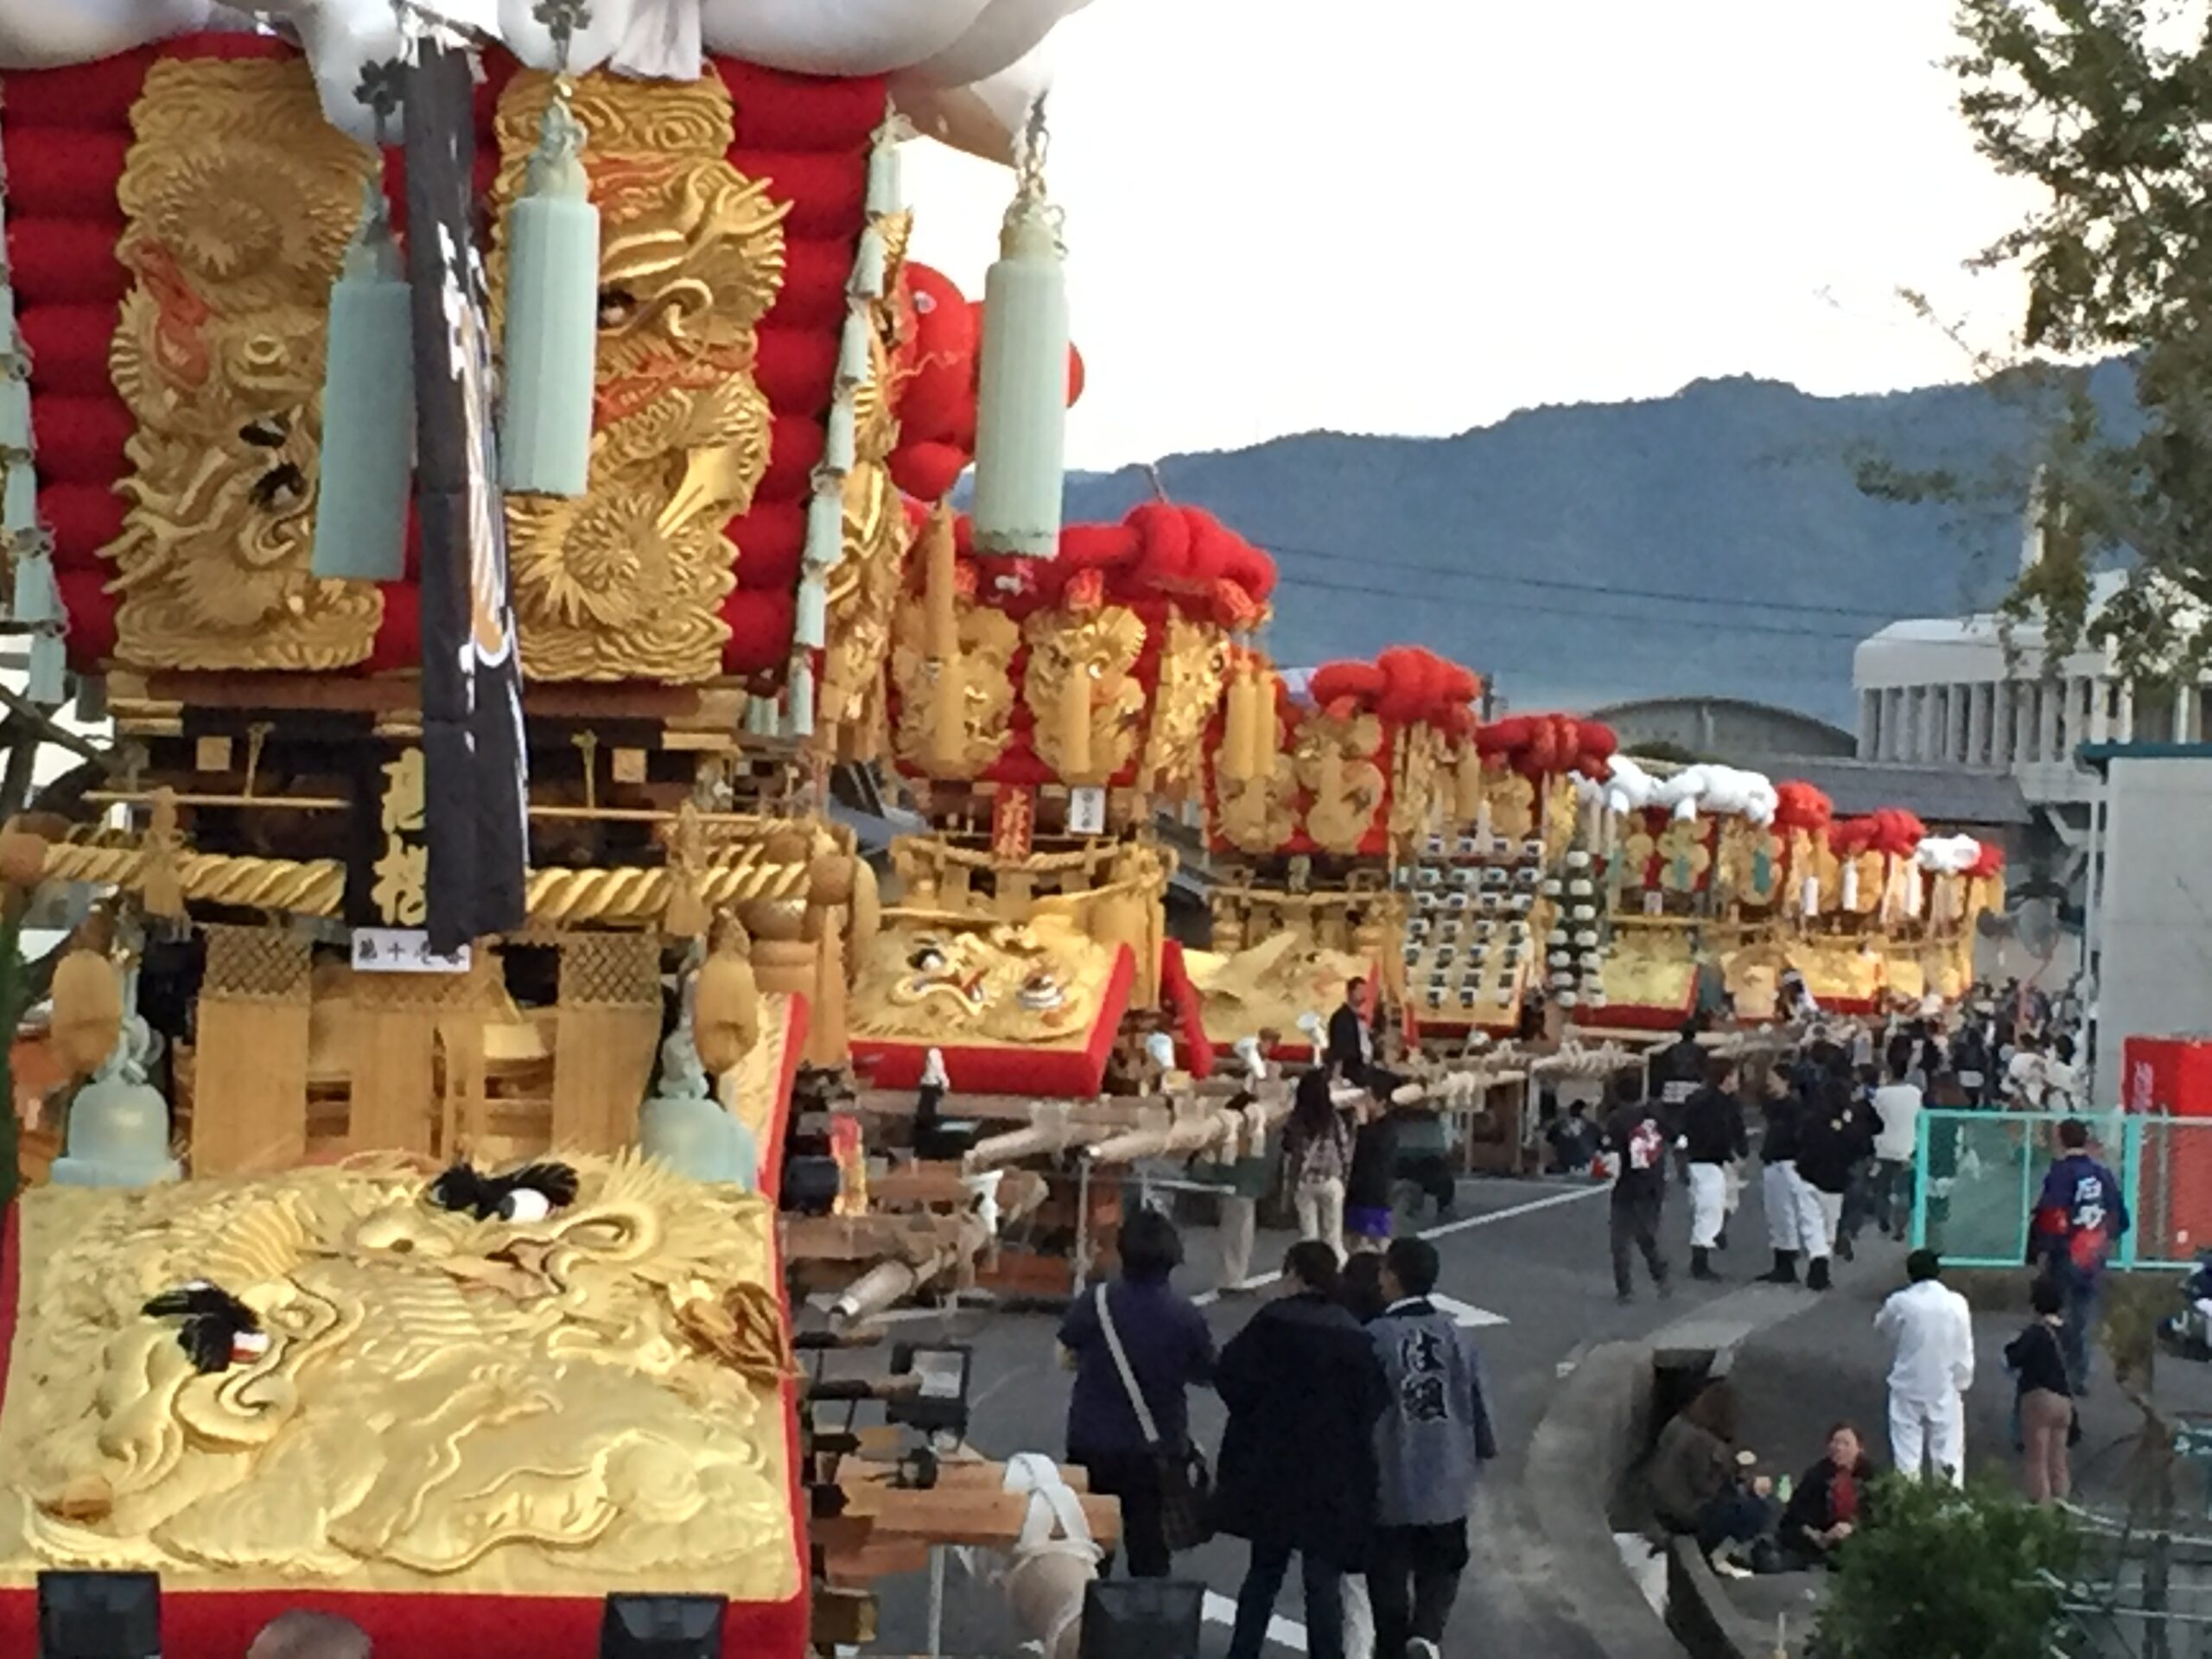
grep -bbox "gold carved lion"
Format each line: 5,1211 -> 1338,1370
102,58 -> 385,671
0,1157 -> 796,1600
1020,603 -> 1147,784
850,914 -> 1109,1047
491,72 -> 788,682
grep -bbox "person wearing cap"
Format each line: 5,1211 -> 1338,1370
1874,1249 -> 1975,1484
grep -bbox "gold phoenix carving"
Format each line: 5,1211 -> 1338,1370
850,913 -> 1110,1048
0,1156 -> 798,1600
103,58 -> 384,671
1293,710 -> 1388,855
491,71 -> 789,682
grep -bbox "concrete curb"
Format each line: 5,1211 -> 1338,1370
1521,1340 -> 1686,1657
1666,1537 -> 1788,1659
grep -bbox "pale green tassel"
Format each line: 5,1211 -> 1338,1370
848,226 -> 886,301
866,130 -> 903,217
25,630 -> 64,704
784,658 -> 816,738
745,695 -> 779,737
499,95 -> 601,497
837,308 -> 873,390
793,574 -> 827,649
312,178 -> 414,581
971,105 -> 1069,560
3,454 -> 33,530
0,359 -> 28,451
823,397 -> 857,473
804,481 -> 844,569
12,543 -> 59,625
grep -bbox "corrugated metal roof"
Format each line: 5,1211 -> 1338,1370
1730,754 -> 2033,827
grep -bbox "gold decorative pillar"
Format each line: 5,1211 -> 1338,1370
192,925 -> 313,1175
552,931 -> 665,1154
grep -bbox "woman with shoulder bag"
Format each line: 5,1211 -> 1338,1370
2006,1275 -> 2079,1503
1057,1207 -> 1218,1575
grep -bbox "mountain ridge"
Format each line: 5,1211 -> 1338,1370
1058,364 -> 2136,728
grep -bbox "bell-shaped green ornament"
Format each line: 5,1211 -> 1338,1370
51,1015 -> 181,1189
311,178 -> 414,582
499,94 -> 601,498
639,995 -> 757,1188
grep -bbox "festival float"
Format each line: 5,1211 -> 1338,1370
1193,645 -> 1480,1053
0,3 -> 1116,1654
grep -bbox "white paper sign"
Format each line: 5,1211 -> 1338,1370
352,928 -> 473,975
1067,785 -> 1107,835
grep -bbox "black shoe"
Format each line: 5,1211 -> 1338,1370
1807,1257 -> 1833,1292
1836,1234 -> 1856,1262
1762,1250 -> 1799,1285
1691,1248 -> 1719,1281
1715,1230 -> 1730,1251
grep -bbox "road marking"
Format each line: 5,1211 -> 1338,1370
1427,1292 -> 1508,1328
1193,1183 -> 1609,1307
1202,1589 -> 1307,1652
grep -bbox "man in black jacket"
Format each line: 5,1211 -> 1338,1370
1602,1074 -> 1673,1303
1326,977 -> 1372,1085
1795,1069 -> 1874,1292
1681,1057 -> 1749,1281
1216,1241 -> 1390,1659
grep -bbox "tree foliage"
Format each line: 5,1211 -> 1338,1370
1914,0 -> 2212,681
1815,1474 -> 2082,1659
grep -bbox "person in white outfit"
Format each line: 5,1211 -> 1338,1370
1875,1249 -> 1975,1484
1866,1058 -> 1923,1243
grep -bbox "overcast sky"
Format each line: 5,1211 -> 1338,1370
904,0 -> 2040,471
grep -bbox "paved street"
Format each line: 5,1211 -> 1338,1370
808,1164 -> 1860,1656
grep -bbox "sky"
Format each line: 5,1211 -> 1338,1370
904,0 -> 2043,472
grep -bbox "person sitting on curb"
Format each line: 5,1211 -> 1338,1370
1778,1421 -> 1876,1569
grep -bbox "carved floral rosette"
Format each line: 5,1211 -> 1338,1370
885,503 -> 1274,803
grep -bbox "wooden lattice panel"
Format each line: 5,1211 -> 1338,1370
556,931 -> 663,1008
200,924 -> 312,1004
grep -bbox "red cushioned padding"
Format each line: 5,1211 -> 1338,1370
852,945 -> 1135,1096
0,995 -> 816,1659
1157,938 -> 1214,1081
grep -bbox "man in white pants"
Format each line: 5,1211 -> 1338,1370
1680,1058 -> 1747,1280
1758,1071 -> 1806,1284
1876,1249 -> 1974,1483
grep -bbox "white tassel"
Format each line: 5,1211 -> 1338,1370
784,658 -> 817,738
11,543 -> 59,625
1840,859 -> 1859,912
824,397 -> 857,473
3,455 -> 32,529
25,630 -> 64,705
1799,874 -> 1820,918
866,130 -> 903,217
793,575 -> 827,649
804,482 -> 845,570
837,308 -> 874,389
744,695 -> 779,737
848,226 -> 887,300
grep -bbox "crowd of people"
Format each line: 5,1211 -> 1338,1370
1058,1222 -> 1496,1659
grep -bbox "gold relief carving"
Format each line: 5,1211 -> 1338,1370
1020,604 -> 1147,784
1716,818 -> 1784,907
491,72 -> 789,683
104,59 -> 383,671
1599,925 -> 1699,1011
1292,711 -> 1387,855
0,1159 -> 797,1599
819,462 -> 906,741
850,914 -> 1110,1049
1185,930 -> 1368,1048
1144,614 -> 1228,799
1217,761 -> 1300,854
1389,726 -> 1444,843
1483,767 -> 1537,842
890,595 -> 1020,776
1654,819 -> 1713,893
